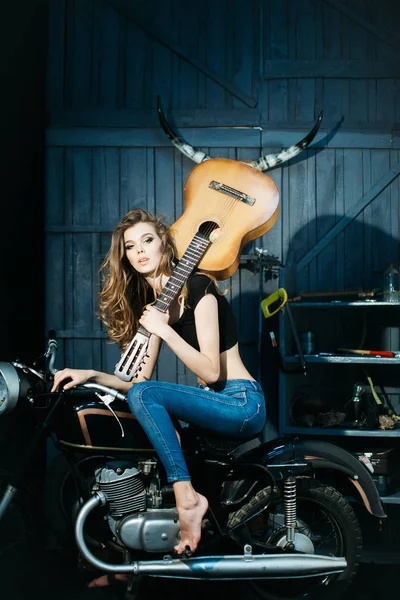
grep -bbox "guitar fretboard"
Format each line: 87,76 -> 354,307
156,232 -> 210,311
155,232 -> 211,310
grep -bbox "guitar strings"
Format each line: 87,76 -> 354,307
201,194 -> 242,239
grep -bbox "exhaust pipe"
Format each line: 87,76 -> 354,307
76,493 -> 347,580
128,553 -> 347,580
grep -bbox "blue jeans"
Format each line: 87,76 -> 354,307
127,379 -> 266,483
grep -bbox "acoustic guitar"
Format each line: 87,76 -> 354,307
172,157 -> 279,280
114,157 -> 279,381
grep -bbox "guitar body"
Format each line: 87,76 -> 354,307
171,158 -> 280,280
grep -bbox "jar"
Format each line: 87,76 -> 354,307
299,331 -> 316,354
383,262 -> 400,303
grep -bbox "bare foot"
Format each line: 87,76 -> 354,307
173,483 -> 208,555
87,573 -> 129,588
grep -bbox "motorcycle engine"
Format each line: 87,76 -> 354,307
94,462 -> 180,553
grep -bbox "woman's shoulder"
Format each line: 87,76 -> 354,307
187,273 -> 218,306
188,272 -> 216,292
188,272 -> 212,283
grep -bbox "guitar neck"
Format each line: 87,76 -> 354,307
116,234 -> 211,380
154,232 -> 211,313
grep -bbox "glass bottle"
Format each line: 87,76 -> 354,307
383,262 -> 400,303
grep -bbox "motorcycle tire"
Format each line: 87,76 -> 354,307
228,478 -> 362,600
44,452 -> 111,554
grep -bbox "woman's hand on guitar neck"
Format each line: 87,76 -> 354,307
139,304 -> 170,337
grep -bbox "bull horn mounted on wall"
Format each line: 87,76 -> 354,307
157,95 -> 323,171
156,96 -> 324,281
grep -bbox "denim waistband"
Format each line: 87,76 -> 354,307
203,379 -> 263,393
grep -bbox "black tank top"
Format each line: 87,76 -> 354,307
171,274 -> 238,352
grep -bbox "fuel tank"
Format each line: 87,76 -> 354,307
54,390 -> 153,451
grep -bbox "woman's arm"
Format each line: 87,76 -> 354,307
140,295 -> 220,383
51,334 -> 162,392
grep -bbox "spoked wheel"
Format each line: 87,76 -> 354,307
228,478 -> 362,600
44,453 -> 113,553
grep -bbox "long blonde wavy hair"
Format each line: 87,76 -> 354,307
98,208 -> 177,349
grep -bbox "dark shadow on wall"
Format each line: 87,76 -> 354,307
230,287 -> 280,439
0,1 -> 48,363
289,215 -> 400,294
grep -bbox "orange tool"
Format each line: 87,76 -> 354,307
338,348 -> 398,358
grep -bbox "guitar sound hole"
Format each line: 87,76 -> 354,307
198,221 -> 220,242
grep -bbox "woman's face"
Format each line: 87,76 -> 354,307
123,222 -> 163,276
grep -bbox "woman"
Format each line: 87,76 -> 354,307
52,208 -> 266,580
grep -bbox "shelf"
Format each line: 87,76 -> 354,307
278,285 -> 400,450
282,426 -> 400,437
288,301 -> 399,307
347,491 -> 400,505
380,491 -> 400,505
283,355 -> 400,364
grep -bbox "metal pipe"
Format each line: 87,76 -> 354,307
0,484 -> 18,521
131,553 -> 347,580
284,303 -> 307,373
75,494 -> 347,580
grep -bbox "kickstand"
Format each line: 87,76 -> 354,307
124,574 -> 142,600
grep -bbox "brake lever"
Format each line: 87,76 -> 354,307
82,382 -> 127,438
93,392 -> 125,438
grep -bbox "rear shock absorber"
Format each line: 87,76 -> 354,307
284,475 -> 297,546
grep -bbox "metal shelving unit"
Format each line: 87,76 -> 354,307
287,301 -> 390,307
278,299 -> 400,438
285,355 -> 400,365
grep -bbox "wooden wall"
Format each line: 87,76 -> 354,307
45,0 -> 400,386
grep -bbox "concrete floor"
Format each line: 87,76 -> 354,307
0,493 -> 396,600
0,541 -> 396,600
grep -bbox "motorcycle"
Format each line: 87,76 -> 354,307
0,330 -> 386,600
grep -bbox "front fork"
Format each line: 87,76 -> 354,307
283,475 -> 297,547
0,393 -> 66,522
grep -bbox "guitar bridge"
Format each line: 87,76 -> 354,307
209,180 -> 256,206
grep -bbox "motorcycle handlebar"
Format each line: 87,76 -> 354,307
46,330 -> 127,402
82,382 -> 127,402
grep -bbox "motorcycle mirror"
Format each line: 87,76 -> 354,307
45,330 -> 58,377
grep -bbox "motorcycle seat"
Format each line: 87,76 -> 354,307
188,426 -> 261,459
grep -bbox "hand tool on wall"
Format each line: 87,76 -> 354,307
261,288 -> 307,374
